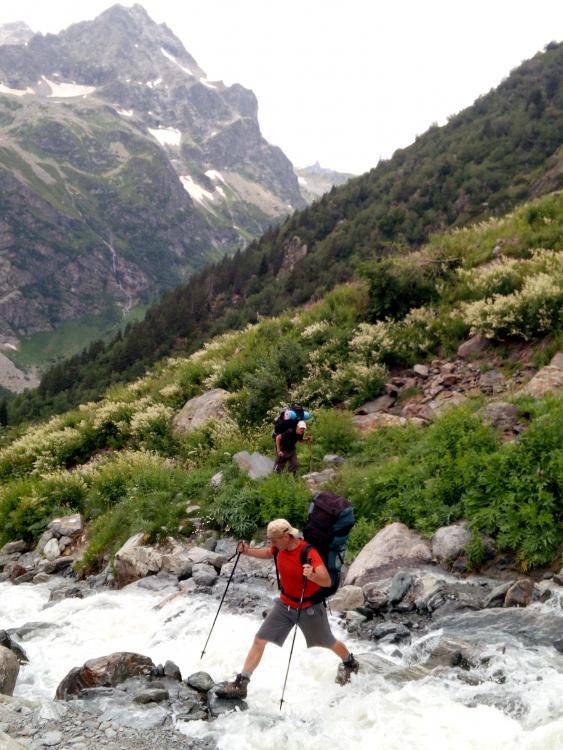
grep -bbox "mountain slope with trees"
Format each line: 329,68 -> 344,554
0,5 -> 304,347
0,189 -> 561,574
7,41 -> 563,424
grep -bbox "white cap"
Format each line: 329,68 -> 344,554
267,519 -> 301,539
297,420 -> 307,430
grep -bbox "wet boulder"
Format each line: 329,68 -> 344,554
388,570 -> 413,606
362,581 -> 389,611
55,652 -> 154,700
113,533 -> 162,587
504,579 -> 535,608
0,632 -> 28,664
192,563 -> 218,587
483,581 -> 513,608
186,672 -> 215,692
0,646 -> 19,695
345,523 -> 432,587
419,636 -> 483,670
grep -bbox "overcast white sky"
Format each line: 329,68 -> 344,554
1,0 -> 562,174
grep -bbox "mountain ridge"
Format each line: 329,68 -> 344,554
0,5 -> 305,347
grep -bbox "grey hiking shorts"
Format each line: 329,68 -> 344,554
255,598 -> 337,648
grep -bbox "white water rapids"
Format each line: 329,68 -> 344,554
2,580 -> 563,750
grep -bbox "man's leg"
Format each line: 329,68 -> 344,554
242,637 -> 267,674
274,454 -> 288,473
287,450 -> 298,474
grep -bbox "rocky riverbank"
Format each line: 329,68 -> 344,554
2,511 -> 563,750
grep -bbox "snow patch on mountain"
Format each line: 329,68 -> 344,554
0,82 -> 34,96
160,47 -> 196,77
148,127 -> 182,147
42,77 -> 96,98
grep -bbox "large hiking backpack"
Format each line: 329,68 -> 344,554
272,403 -> 311,438
273,491 -> 355,605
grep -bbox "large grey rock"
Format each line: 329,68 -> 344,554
186,672 -> 214,692
232,451 -> 274,479
183,546 -> 226,568
480,402 -> 519,432
479,369 -> 505,394
362,581 -> 389,610
43,539 -> 62,562
355,395 -> 396,414
484,581 -> 513,608
113,533 -> 162,587
413,364 -> 429,378
421,393 -> 467,420
520,365 -> 563,398
345,523 -> 432,587
329,585 -> 364,612
172,389 -> 231,434
388,570 -> 413,605
48,513 -> 83,538
0,647 -> 19,696
55,652 -> 154,699
302,468 -> 337,491
191,563 -> 218,587
431,522 -> 471,563
420,636 -> 482,669
0,541 -> 27,555
550,352 -> 563,370
457,335 -> 490,359
0,632 -> 28,665
504,579 -> 534,608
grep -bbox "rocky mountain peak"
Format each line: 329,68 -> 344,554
0,21 -> 34,47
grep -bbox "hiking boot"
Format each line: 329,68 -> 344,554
335,654 -> 359,686
215,673 -> 250,699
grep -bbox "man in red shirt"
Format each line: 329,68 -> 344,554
216,518 -> 359,699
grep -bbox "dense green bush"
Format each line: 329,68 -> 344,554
208,473 -> 310,539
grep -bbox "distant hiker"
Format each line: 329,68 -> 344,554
215,519 -> 359,700
274,420 -> 311,474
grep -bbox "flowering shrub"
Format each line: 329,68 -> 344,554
461,272 -> 563,339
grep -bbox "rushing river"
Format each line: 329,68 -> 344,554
2,579 -> 563,750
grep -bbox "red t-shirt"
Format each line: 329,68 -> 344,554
271,539 -> 324,609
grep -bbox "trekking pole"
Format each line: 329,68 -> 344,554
200,548 -> 241,659
279,559 -> 310,710
308,438 -> 312,473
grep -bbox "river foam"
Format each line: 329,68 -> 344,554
2,580 -> 563,749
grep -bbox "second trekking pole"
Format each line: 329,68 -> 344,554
279,559 -> 310,710
200,548 -> 241,659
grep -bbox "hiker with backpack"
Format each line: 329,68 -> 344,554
216,506 -> 359,700
274,419 -> 311,474
272,405 -> 312,474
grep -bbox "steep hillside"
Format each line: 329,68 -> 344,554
0,191 -> 561,575
0,5 -> 304,346
8,41 -> 563,420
